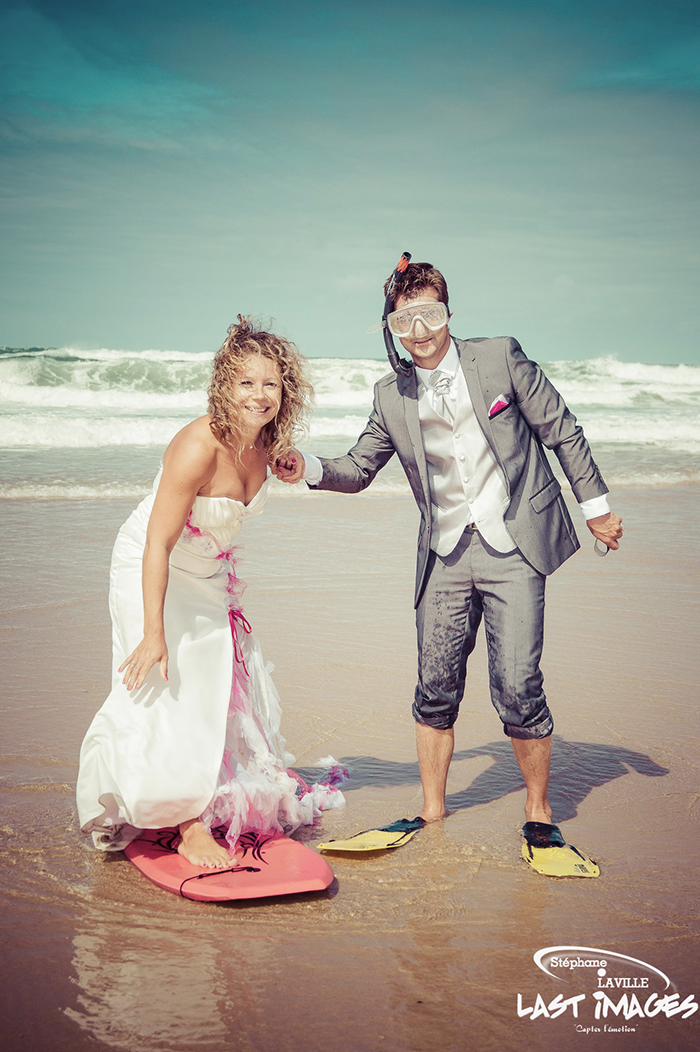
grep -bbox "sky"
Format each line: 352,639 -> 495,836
1,0 -> 699,363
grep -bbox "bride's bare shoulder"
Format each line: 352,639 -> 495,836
172,415 -> 218,443
162,417 -> 219,476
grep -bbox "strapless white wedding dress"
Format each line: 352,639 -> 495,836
77,470 -> 344,852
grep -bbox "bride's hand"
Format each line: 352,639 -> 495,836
118,635 -> 169,691
273,449 -> 305,484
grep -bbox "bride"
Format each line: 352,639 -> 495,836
77,317 -> 344,869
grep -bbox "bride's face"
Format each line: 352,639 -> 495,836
231,354 -> 283,430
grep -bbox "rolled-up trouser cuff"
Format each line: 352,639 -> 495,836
411,700 -> 459,731
503,708 -> 554,740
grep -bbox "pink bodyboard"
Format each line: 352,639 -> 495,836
124,827 -> 334,901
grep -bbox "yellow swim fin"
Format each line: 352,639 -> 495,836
318,817 -> 425,853
521,822 -> 600,878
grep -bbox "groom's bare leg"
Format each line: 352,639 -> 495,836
510,736 -> 553,824
416,723 -> 454,821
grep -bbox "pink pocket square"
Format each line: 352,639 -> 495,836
489,395 -> 510,418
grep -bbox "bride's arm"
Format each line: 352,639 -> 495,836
120,426 -> 217,691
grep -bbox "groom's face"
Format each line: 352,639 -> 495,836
394,286 -> 452,370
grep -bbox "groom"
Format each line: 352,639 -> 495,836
277,261 -> 623,829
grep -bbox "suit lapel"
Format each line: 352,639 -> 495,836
454,338 -> 490,435
454,337 -> 510,486
397,368 -> 431,508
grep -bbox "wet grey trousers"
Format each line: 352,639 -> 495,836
413,527 -> 553,739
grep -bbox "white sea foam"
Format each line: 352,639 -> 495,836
0,483 -> 151,499
308,358 -> 389,408
544,356 -> 700,407
2,407 -> 696,451
605,469 -> 700,487
0,382 -> 205,410
309,415 -> 371,438
18,346 -> 215,363
0,414 -> 187,448
1,348 -> 698,494
583,412 -> 700,453
2,349 -> 699,415
4,467 -> 698,501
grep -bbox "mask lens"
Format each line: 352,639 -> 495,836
387,302 -> 448,336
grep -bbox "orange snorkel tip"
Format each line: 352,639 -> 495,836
396,252 -> 411,273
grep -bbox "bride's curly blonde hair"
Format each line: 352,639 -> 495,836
207,315 -> 314,462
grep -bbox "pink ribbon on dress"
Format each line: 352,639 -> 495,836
229,607 -> 252,675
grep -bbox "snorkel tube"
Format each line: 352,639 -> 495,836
383,251 -> 414,376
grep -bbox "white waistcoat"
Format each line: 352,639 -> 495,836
418,362 -> 516,557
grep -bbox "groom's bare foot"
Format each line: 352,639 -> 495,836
178,820 -> 231,869
418,806 -> 447,823
524,804 -> 553,824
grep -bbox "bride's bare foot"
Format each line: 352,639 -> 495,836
178,819 -> 231,869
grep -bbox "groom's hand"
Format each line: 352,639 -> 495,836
273,449 -> 305,484
586,510 -> 623,551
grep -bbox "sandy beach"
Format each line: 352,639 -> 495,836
0,480 -> 698,1052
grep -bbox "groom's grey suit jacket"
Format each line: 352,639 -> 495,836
315,336 -> 608,606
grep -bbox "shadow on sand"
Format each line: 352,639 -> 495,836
299,738 -> 669,823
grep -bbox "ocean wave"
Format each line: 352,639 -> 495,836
309,415 -> 371,438
0,346 -> 215,363
583,412 -> 700,453
0,476 -> 413,500
2,408 -> 696,450
0,414 -> 187,448
3,470 -> 698,500
0,351 -> 211,397
542,356 -> 700,406
2,349 -> 699,412
1,349 -> 698,461
307,358 -> 389,408
0,483 -> 151,500
605,469 -> 700,487
0,349 -> 383,411
0,412 -> 365,447
0,382 -> 206,410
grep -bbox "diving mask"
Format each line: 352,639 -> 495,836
386,300 -> 449,338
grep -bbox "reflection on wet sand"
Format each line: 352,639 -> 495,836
66,907 -> 229,1051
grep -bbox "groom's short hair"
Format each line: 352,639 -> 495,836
383,262 -> 449,311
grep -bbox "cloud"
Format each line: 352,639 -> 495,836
0,5 -> 219,146
582,36 -> 700,91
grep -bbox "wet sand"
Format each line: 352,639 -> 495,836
1,484 -> 699,1052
